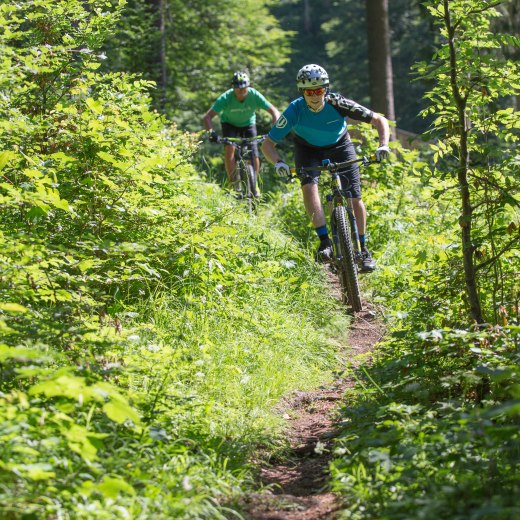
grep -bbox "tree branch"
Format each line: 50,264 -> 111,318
476,233 -> 520,271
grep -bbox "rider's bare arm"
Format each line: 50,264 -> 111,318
267,105 -> 281,124
203,109 -> 218,131
370,112 -> 390,147
261,137 -> 282,165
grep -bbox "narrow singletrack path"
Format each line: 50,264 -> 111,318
240,275 -> 384,519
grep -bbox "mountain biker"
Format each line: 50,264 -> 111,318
203,71 -> 280,193
261,64 -> 390,271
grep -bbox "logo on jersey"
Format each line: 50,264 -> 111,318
276,115 -> 288,128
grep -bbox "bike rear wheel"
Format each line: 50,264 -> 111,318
334,206 -> 362,312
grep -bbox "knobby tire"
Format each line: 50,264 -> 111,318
334,206 -> 362,312
233,160 -> 250,214
246,163 -> 258,213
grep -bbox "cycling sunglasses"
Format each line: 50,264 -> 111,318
303,86 -> 327,96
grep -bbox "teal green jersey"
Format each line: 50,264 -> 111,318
211,88 -> 271,127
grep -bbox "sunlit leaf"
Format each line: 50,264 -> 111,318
0,303 -> 28,313
96,476 -> 136,498
103,398 -> 141,425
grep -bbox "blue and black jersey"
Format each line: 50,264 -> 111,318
268,93 -> 373,148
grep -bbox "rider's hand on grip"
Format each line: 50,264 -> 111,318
275,161 -> 290,177
375,145 -> 390,162
209,130 -> 219,143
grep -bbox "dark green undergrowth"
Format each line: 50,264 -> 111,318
326,2 -> 520,515
326,131 -> 519,520
330,324 -> 520,520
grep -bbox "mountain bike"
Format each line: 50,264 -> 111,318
290,155 -> 377,313
213,135 -> 266,214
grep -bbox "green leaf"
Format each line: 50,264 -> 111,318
77,259 -> 96,272
29,374 -> 86,400
0,151 -> 17,171
15,463 -> 55,481
102,398 -> 141,425
27,206 -> 48,219
86,97 -> 103,114
97,151 -> 116,163
0,345 -> 46,362
0,303 -> 28,313
13,446 -> 40,457
62,424 -> 101,460
96,476 -> 136,498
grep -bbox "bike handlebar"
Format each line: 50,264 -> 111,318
289,155 -> 378,178
212,135 -> 266,146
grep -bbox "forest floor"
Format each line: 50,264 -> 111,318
237,271 -> 385,519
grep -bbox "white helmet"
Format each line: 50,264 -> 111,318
296,64 -> 329,89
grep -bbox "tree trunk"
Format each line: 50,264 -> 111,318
365,0 -> 396,138
443,0 -> 484,324
303,0 -> 312,34
150,0 -> 167,109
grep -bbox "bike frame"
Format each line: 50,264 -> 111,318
291,155 -> 375,245
290,154 -> 377,311
218,135 -> 265,209
217,135 -> 265,178
215,135 -> 265,213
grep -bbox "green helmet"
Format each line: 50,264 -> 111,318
231,71 -> 250,88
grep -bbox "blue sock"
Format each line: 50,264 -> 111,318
315,225 -> 328,239
359,234 -> 366,248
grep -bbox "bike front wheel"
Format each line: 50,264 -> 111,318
334,205 -> 362,312
244,162 -> 258,213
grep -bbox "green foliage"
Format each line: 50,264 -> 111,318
324,12 -> 520,511
330,324 -> 520,520
0,1 -> 345,517
322,140 -> 520,520
103,0 -> 292,128
413,0 -> 520,324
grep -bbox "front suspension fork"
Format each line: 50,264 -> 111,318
327,194 -> 361,254
345,197 -> 361,253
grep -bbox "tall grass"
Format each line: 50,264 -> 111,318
97,189 -> 350,517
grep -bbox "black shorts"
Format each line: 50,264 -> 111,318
294,134 -> 362,198
221,122 -> 259,158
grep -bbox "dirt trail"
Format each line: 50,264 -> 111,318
239,278 -> 384,520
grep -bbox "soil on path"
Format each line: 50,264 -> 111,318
238,275 -> 385,520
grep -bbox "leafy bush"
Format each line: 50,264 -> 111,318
0,2 -> 346,517
330,326 -> 520,520
326,5 -> 520,511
